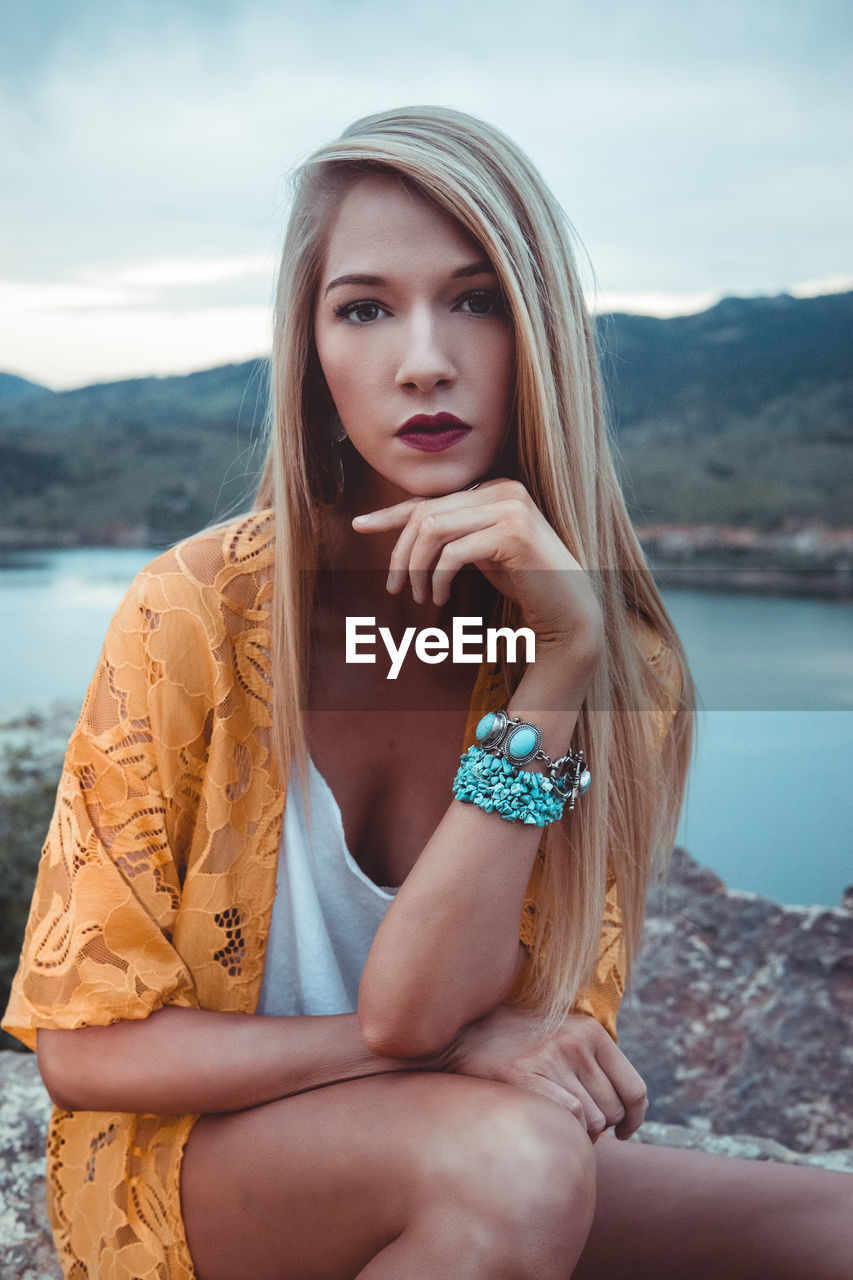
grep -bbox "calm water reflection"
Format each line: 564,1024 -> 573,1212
1,548 -> 850,905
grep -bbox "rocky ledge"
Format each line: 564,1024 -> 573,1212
2,850 -> 851,1276
619,848 -> 853,1153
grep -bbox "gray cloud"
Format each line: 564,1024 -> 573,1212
1,0 -> 850,383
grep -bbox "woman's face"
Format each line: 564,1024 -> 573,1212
313,173 -> 516,508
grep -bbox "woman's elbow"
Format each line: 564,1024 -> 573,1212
36,1028 -> 84,1111
357,1000 -> 460,1061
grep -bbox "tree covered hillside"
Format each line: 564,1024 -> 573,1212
601,291 -> 852,528
0,292 -> 850,544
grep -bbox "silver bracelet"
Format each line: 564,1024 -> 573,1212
474,709 -> 591,810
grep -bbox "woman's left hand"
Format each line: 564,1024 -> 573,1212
352,478 -> 603,653
437,1002 -> 649,1141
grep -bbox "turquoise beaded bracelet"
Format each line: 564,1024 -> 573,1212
453,745 -> 566,825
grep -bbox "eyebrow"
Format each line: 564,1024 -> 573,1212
322,259 -> 497,298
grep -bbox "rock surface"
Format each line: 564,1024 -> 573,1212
0,1053 -> 58,1280
619,848 -> 853,1152
2,850 -> 852,1276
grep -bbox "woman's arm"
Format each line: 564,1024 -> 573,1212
36,995 -> 645,1145
36,1006 -> 440,1115
359,632 -> 600,1060
355,480 -> 605,1059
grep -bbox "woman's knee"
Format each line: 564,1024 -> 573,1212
432,1079 -> 594,1195
182,1071 -> 596,1279
417,1077 -> 597,1268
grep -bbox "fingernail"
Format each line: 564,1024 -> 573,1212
353,512 -> 376,525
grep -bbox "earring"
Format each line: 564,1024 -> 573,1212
325,412 -> 349,501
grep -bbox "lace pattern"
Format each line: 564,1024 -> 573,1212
3,510 -> 680,1279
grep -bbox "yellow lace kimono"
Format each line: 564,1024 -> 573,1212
3,509 -> 680,1280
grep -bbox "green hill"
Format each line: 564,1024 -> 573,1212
0,361 -> 270,543
599,292 -> 853,528
0,372 -> 53,405
0,292 -> 850,543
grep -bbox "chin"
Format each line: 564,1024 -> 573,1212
362,455 -> 493,504
405,463 -> 491,497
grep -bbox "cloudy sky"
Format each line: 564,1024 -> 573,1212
2,0 -> 850,389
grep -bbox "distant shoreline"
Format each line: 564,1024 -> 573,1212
640,522 -> 853,600
647,564 -> 851,600
0,525 -> 850,601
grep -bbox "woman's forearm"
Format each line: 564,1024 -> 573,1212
36,1006 -> 437,1115
358,640 -> 598,1059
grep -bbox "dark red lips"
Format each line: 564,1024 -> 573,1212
396,413 -> 471,435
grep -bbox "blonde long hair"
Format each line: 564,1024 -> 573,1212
255,105 -> 695,1029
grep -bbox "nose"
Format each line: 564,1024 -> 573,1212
395,308 -> 457,392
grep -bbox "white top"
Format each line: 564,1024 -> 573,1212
256,755 -> 399,1017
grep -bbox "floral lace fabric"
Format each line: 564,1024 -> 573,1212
3,510 -> 680,1280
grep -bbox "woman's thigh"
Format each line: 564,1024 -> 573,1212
576,1136 -> 853,1280
180,1069 -> 595,1280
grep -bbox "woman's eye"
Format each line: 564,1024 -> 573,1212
333,300 -> 384,324
459,290 -> 507,317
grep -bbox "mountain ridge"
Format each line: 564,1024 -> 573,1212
1,291 -> 849,541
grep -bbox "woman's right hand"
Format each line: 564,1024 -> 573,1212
436,1004 -> 648,1141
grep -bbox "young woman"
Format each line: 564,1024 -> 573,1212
4,106 -> 850,1279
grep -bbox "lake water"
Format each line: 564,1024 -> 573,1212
0,547 -> 850,907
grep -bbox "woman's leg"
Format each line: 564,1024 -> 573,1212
181,1070 -> 596,1280
575,1136 -> 853,1280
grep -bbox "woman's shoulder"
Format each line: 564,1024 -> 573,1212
134,508 -> 276,597
101,509 -> 277,684
625,610 -> 685,745
631,614 -> 675,666
625,608 -> 679,678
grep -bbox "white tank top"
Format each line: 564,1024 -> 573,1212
256,756 -> 399,1017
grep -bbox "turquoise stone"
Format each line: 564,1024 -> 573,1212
475,713 -> 496,743
507,727 -> 536,760
579,769 -> 591,794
